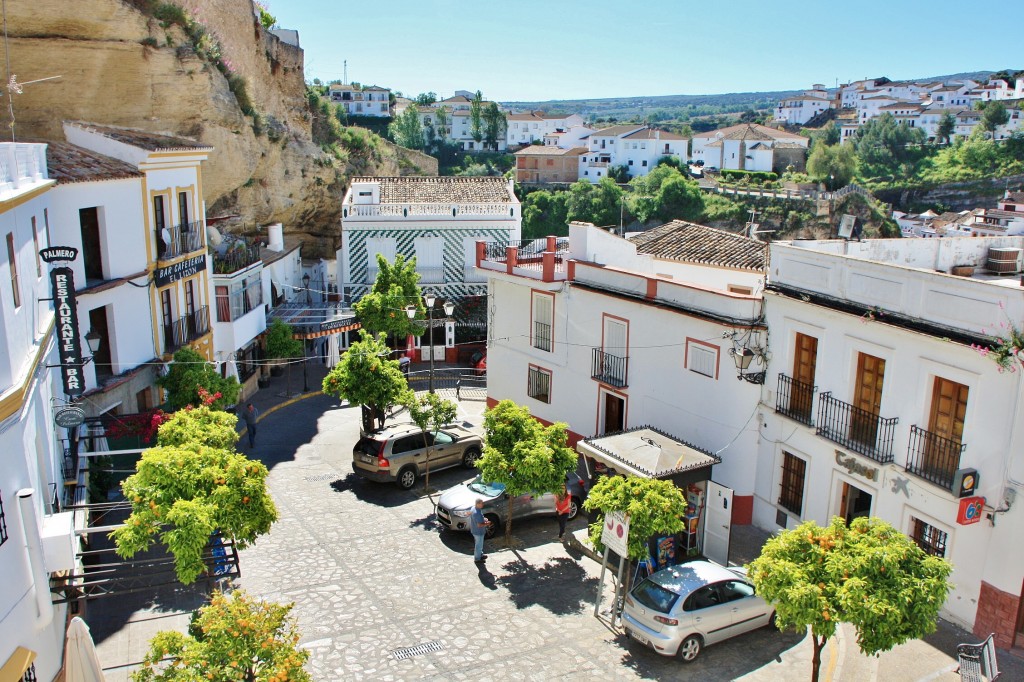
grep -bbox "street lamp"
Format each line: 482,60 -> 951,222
408,294 -> 454,394
84,328 -> 101,354
302,272 -> 311,304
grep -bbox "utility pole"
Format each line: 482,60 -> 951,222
343,60 -> 348,85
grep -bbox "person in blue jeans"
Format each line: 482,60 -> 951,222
470,499 -> 491,562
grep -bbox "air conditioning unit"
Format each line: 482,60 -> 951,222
987,247 -> 1023,274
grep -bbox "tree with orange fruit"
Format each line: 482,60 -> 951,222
748,516 -> 952,682
132,590 -> 310,682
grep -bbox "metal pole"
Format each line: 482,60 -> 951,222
594,546 -> 611,618
613,553 -> 627,627
302,343 -> 309,393
428,305 -> 435,393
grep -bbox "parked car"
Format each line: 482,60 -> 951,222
622,561 -> 775,662
436,471 -> 588,539
352,423 -> 483,490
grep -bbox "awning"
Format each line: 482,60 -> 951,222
266,302 -> 361,339
577,426 -> 721,479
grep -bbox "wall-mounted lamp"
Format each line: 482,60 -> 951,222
84,328 -> 102,354
726,332 -> 766,384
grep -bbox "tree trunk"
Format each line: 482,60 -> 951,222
810,634 -> 825,682
360,405 -> 374,434
505,495 -> 513,545
423,432 -> 431,492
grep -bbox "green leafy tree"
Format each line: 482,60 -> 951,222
935,110 -> 956,145
809,122 -> 841,148
353,253 -> 425,340
264,319 -> 302,362
388,105 -> 425,150
566,178 -> 623,227
482,101 -> 507,151
132,590 -> 310,682
469,90 -> 484,144
112,405 -> 277,584
607,164 -> 631,183
157,347 -> 240,412
521,189 -> 570,238
806,143 -> 857,189
853,113 -> 928,179
980,101 -> 1010,134
321,331 -> 412,433
626,165 -> 703,223
583,476 -> 687,560
749,517 -> 953,682
255,1 -> 276,29
476,400 -> 576,542
433,105 -> 450,143
403,391 -> 459,492
415,92 -> 437,106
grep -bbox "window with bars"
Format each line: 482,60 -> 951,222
532,291 -> 553,352
778,452 -> 806,515
22,663 -> 37,682
910,517 -> 948,557
527,366 -> 551,403
0,489 -> 7,546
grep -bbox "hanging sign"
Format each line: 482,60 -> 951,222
956,496 -> 985,526
51,266 -> 84,396
54,406 -> 86,428
39,246 -> 79,263
154,254 -> 206,288
601,510 -> 630,558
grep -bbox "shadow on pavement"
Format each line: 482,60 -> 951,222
496,556 -> 599,616
476,562 -> 498,590
328,473 -> 412,508
408,509 -> 441,533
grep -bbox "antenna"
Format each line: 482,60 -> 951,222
343,60 -> 347,85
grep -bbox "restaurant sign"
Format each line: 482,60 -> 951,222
51,266 -> 84,396
155,254 -> 207,288
835,450 -> 878,482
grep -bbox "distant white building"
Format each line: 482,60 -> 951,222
505,111 -> 586,147
417,93 -> 508,151
578,125 -> 688,182
329,83 -> 392,118
774,85 -> 834,125
691,123 -> 808,173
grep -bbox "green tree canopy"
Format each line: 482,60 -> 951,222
806,143 -> 857,189
935,110 -> 956,145
566,178 -> 623,227
156,347 -> 240,412
415,92 -> 437,105
404,391 -> 459,491
264,319 -> 303,361
388,105 -> 425,150
749,517 -> 953,682
583,476 -> 687,561
809,121 -> 841,147
321,330 -> 412,432
483,101 -> 507,151
626,165 -> 703,223
980,101 -> 1010,134
112,406 -> 277,584
433,105 -> 450,143
476,400 -> 577,541
521,189 -> 570,238
470,90 -> 484,143
353,253 -> 425,338
132,590 -> 310,682
853,113 -> 928,179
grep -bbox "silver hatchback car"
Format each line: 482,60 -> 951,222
622,561 -> 775,662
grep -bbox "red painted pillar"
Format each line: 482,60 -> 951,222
506,245 -> 517,274
542,251 -> 555,282
475,240 -> 486,268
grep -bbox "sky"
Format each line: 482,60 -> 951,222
272,0 -> 1024,102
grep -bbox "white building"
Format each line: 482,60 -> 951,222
479,220 -> 769,562
774,85 -> 834,126
759,237 -> 1024,649
578,125 -> 688,182
329,83 -> 392,118
505,111 -> 586,147
417,94 -> 508,151
691,123 -> 808,173
543,125 -> 595,149
0,142 -> 78,681
339,176 -> 521,303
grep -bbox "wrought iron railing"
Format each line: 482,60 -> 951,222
533,320 -> 552,352
188,305 -> 210,338
776,373 -> 816,426
212,241 -> 261,274
156,221 -> 205,261
905,425 -> 965,490
815,391 -> 898,463
592,348 -> 628,388
163,306 -> 209,354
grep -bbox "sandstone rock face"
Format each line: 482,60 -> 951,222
7,0 -> 434,253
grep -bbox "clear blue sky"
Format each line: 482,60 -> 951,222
272,0 -> 1023,102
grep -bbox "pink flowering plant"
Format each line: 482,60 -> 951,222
973,306 -> 1024,372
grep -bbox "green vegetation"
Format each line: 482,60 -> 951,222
720,169 -> 778,184
584,477 -> 688,560
749,517 -> 952,682
353,253 -> 426,339
322,331 -> 410,433
403,392 -> 459,491
255,1 -> 277,30
806,142 -> 856,189
157,348 -> 240,412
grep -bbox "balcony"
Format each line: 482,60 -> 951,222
156,221 -> 205,262
478,238 -> 569,283
0,142 -> 48,196
343,203 -> 515,219
212,241 -> 261,275
162,305 -> 210,354
533,320 -> 552,352
815,392 -> 898,463
905,425 -> 965,490
775,374 -> 816,426
592,348 -> 628,388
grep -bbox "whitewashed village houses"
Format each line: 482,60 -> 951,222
506,111 -> 587,147
329,83 -> 392,118
691,123 -> 809,173
773,85 -> 834,126
579,125 -> 689,182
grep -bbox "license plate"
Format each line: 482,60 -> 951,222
360,454 -> 376,465
628,629 -> 648,646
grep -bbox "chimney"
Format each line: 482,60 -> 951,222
267,223 -> 284,251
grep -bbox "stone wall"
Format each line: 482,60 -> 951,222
878,174 -> 1024,212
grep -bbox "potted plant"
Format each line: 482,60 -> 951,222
264,319 -> 302,378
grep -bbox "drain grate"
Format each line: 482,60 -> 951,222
304,473 -> 335,482
391,640 -> 444,660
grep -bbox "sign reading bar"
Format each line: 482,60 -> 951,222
51,266 -> 84,396
54,406 -> 86,428
40,246 -> 79,263
154,254 -> 207,288
319,316 -> 357,332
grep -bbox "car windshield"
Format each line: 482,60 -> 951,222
467,477 -> 504,497
631,578 -> 681,614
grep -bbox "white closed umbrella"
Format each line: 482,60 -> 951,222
327,333 -> 341,368
64,617 -> 106,682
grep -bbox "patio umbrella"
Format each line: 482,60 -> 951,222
64,617 -> 106,682
327,333 -> 341,368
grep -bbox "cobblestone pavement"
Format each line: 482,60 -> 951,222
91,387 -> 1024,681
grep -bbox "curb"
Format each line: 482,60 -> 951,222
237,390 -> 324,439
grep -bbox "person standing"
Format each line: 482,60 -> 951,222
241,403 -> 259,448
555,485 -> 572,540
469,499 -> 490,563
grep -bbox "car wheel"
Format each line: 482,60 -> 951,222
396,466 -> 417,490
677,635 -> 702,663
568,496 -> 582,520
767,611 -> 777,629
462,448 -> 481,468
484,514 -> 500,539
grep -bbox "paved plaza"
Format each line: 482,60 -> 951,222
88,377 -> 1023,681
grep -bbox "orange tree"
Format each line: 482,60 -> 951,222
133,590 -> 310,682
748,516 -> 952,682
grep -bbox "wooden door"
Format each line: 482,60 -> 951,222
850,353 -> 885,447
925,377 -> 968,473
603,393 -> 624,434
160,288 -> 174,351
790,333 -> 818,419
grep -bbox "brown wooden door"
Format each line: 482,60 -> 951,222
850,353 -> 885,446
603,393 -> 624,434
790,333 -> 818,419
924,377 -> 968,474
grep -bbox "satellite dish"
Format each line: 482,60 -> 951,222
207,224 -> 223,247
837,214 -> 857,239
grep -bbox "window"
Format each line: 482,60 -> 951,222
153,195 -> 166,232
527,365 -> 551,403
215,285 -> 230,322
225,273 -> 262,321
779,451 -> 806,515
433,431 -> 454,446
43,208 -> 51,247
910,517 -> 947,557
683,585 -> 721,611
641,160 -> 648,167
0,489 -> 7,546
727,284 -> 753,295
720,580 -> 755,602
685,339 -> 718,379
137,387 -> 154,412
628,160 -> 634,166
391,436 -> 422,455
531,291 -> 553,352
6,232 -> 19,308
178,191 -> 190,225
31,217 -> 40,277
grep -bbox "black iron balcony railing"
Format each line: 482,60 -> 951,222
776,374 -> 816,426
906,425 -> 966,490
212,242 -> 261,274
188,305 -> 210,338
156,221 -> 205,261
592,348 -> 628,388
816,391 -> 898,463
533,320 -> 552,352
163,306 -> 210,355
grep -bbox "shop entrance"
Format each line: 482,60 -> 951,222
840,481 -> 873,525
600,391 -> 625,434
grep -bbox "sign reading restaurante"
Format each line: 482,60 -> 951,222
51,266 -> 84,396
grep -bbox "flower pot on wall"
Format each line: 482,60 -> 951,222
951,265 -> 975,277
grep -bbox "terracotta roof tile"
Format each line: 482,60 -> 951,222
693,123 -> 807,142
349,176 -> 515,203
621,128 -> 687,140
44,141 -> 143,184
629,220 -> 767,271
67,122 -> 212,152
513,146 -> 586,156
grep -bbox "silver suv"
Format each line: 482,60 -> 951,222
352,423 -> 483,489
